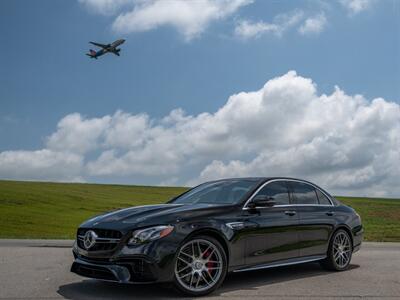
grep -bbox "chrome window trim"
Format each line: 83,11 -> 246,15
242,178 -> 334,210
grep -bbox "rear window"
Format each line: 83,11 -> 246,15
290,182 -> 318,205
316,189 -> 332,205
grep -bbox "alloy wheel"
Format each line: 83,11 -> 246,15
175,239 -> 223,293
333,231 -> 351,268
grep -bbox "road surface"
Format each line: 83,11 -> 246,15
0,240 -> 399,299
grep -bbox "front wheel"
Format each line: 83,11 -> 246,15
320,229 -> 352,271
173,236 -> 227,296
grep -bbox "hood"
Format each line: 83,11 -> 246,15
80,202 -> 232,230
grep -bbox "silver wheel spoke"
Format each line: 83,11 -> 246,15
200,272 -> 210,285
178,265 -> 191,273
179,272 -> 192,279
206,260 -> 221,264
195,274 -> 201,288
206,249 -> 215,260
178,257 -> 191,265
201,245 -> 211,258
180,251 -> 193,261
189,273 -> 194,288
197,242 -> 202,258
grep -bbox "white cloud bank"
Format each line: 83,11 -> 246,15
1,71 -> 399,196
80,0 -> 252,41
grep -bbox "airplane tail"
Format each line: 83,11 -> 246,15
86,49 -> 97,59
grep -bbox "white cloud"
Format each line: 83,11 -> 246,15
46,113 -> 111,154
340,0 -> 373,15
1,71 -> 399,196
234,20 -> 280,39
81,0 -> 252,41
235,10 -> 304,39
78,0 -> 133,15
0,149 -> 83,182
298,12 -> 327,35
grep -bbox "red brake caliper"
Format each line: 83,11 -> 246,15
204,250 -> 214,274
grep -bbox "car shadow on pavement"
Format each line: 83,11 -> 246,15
57,263 -> 359,299
218,263 -> 359,295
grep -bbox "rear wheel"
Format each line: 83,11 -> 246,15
321,229 -> 352,271
173,236 -> 227,296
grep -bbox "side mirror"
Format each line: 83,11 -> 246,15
248,195 -> 276,209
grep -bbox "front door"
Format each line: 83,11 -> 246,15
242,180 -> 300,266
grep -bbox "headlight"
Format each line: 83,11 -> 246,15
128,225 -> 174,245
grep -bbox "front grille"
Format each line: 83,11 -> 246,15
77,228 -> 123,251
77,228 -> 122,239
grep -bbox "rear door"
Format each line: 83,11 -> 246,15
288,181 -> 336,257
242,180 -> 300,266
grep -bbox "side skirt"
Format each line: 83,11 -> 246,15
232,255 -> 326,273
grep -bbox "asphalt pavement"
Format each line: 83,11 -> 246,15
0,240 -> 399,299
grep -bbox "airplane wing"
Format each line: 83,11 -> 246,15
111,51 -> 120,56
89,41 -> 110,49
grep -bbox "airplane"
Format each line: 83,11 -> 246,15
86,39 -> 125,59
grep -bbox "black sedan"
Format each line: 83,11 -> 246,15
71,177 -> 363,296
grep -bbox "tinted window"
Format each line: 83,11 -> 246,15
290,182 -> 318,204
254,181 -> 290,205
171,180 -> 260,205
316,189 -> 331,205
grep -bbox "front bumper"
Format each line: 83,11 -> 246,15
71,258 -> 132,283
70,256 -> 158,283
71,236 -> 179,283
352,225 -> 363,253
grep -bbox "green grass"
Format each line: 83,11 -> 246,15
0,180 -> 187,239
0,180 -> 399,241
337,196 -> 400,242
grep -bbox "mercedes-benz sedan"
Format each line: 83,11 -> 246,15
71,177 -> 363,296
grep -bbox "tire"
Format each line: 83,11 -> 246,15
173,235 -> 228,296
320,229 -> 353,271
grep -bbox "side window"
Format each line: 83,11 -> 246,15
290,182 -> 318,205
316,189 -> 332,205
255,181 -> 290,205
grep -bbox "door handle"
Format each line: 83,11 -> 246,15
326,211 -> 334,216
284,210 -> 296,216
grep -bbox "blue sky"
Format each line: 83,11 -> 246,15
0,0 -> 399,196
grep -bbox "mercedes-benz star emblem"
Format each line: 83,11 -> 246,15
83,230 -> 97,250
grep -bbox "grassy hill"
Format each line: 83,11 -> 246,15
0,180 -> 399,241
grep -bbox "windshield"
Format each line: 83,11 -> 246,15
170,179 -> 261,205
